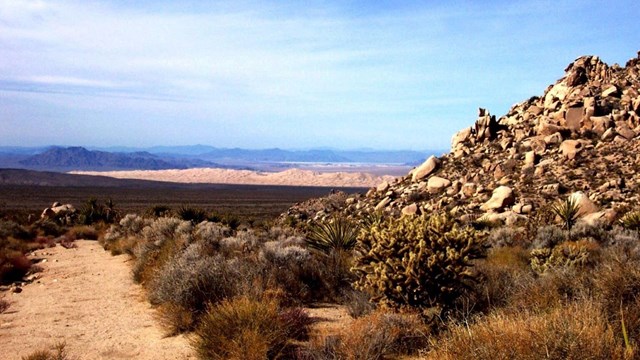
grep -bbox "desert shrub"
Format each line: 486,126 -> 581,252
177,205 -> 208,224
304,309 -> 430,360
530,240 -> 600,274
487,226 -> 527,247
102,214 -> 151,255
221,214 -> 241,230
261,241 -> 323,304
0,298 -> 9,313
305,217 -> 358,255
65,225 -> 98,240
34,220 -> 65,237
0,251 -> 32,284
193,221 -> 230,252
570,220 -> 611,243
218,230 -> 261,257
620,210 -> 640,231
532,224 -> 565,249
146,204 -> 173,218
425,302 -> 628,360
21,342 -> 74,360
352,213 -> 488,313
132,217 -> 192,284
78,197 -> 118,225
191,296 -> 309,360
149,243 -> 248,332
344,289 -> 376,318
456,246 -> 531,315
592,246 -> 640,345
279,306 -> 314,341
0,220 -> 33,240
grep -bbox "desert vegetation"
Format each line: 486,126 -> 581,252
93,198 -> 640,359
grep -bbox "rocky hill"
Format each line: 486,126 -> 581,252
282,52 -> 640,225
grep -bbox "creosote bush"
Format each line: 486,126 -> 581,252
352,213 -> 488,313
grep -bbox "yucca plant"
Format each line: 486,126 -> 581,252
620,210 -> 640,231
177,205 -> 207,224
305,216 -> 359,255
550,196 -> 581,232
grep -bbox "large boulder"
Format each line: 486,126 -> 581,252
568,191 -> 599,217
560,140 -> 583,160
480,186 -> 515,211
411,156 -> 440,182
427,176 -> 451,193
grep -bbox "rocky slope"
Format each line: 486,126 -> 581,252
283,52 -> 640,225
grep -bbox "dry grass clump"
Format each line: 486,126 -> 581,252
191,296 -> 311,360
425,302 -> 629,360
65,225 -> 98,240
21,343 -> 75,360
0,298 -> 10,313
301,309 -> 430,360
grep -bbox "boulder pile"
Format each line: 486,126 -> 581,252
282,52 -> 640,226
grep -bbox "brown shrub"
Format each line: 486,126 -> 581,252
65,225 -> 98,240
344,310 -> 429,359
0,298 -> 10,313
191,296 -> 308,360
0,251 -> 32,284
426,302 -> 629,360
21,342 -> 75,360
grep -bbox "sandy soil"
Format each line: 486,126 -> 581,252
70,168 -> 396,188
0,240 -> 194,360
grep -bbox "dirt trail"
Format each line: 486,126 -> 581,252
0,240 -> 194,360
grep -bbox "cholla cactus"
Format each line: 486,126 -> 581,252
530,240 -> 599,274
352,213 -> 488,311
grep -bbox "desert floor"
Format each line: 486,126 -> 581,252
0,240 -> 352,360
0,240 -> 194,360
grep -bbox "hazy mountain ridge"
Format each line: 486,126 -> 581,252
0,145 -> 442,172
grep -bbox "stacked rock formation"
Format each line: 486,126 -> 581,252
282,52 -> 640,226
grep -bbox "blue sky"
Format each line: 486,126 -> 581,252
0,0 -> 638,150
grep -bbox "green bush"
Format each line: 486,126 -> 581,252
352,213 -> 488,313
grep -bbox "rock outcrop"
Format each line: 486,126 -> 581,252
281,52 -> 640,225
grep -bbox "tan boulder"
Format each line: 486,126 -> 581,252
479,210 -> 526,226
460,183 -> 477,198
565,106 -> 583,131
544,132 -> 563,145
568,191 -> 599,217
411,156 -> 440,182
374,197 -> 391,211
560,140 -> 583,160
480,186 -> 515,211
401,203 -> 419,216
451,127 -> 472,148
602,85 -> 619,97
376,181 -> 390,193
427,176 -> 451,193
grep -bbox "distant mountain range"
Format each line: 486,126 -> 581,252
0,145 -> 444,172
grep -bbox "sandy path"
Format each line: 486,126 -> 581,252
0,240 -> 194,360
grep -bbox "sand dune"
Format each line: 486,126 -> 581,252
70,168 -> 396,187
